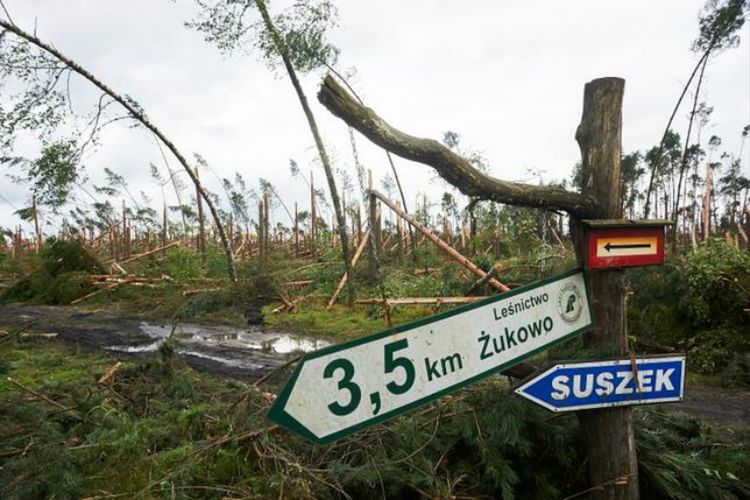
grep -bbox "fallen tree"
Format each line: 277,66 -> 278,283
317,75 -> 599,219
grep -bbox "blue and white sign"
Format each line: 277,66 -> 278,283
514,355 -> 685,412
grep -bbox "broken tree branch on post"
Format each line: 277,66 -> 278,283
317,75 -> 599,219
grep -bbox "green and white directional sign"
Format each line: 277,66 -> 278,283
268,268 -> 592,444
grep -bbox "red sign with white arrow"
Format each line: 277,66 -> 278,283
586,226 -> 665,269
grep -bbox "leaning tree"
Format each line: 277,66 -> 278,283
0,17 -> 239,282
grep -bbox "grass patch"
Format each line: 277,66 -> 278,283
1,327 -> 749,498
263,298 -> 450,340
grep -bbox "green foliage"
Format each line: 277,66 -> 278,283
629,239 -> 750,380
26,140 -> 80,207
257,0 -> 340,73
637,409 -> 750,499
163,245 -> 203,281
693,0 -> 748,53
2,238 -> 103,304
2,333 -> 749,499
0,34 -> 68,151
189,0 -> 339,73
683,238 -> 750,327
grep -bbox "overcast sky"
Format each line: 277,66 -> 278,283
1,0 -> 748,234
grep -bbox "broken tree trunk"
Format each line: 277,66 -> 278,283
367,171 -> 380,281
119,241 -> 180,265
294,202 -> 299,257
32,195 -> 41,253
122,201 -> 130,260
327,227 -> 372,309
162,203 -> 169,257
70,278 -> 134,305
573,77 -> 638,500
318,75 -> 598,218
195,166 -> 206,265
371,189 -> 510,292
703,162 -> 712,241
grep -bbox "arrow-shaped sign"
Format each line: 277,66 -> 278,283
515,355 -> 685,412
604,242 -> 651,252
269,269 -> 592,444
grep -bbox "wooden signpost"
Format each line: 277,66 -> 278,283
316,75 -> 660,498
269,269 -> 592,444
583,220 -> 672,270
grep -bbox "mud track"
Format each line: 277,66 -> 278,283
0,301 -> 328,382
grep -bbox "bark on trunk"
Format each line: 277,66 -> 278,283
644,47 -> 712,218
574,77 -> 638,500
672,55 -> 709,251
195,167 -> 206,265
0,19 -> 238,283
32,195 -> 41,253
318,75 -> 598,218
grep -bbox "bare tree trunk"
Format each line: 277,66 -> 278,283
263,191 -> 270,266
318,75 -> 597,217
703,162 -> 713,241
122,201 -> 130,260
195,167 -> 206,265
310,171 -> 316,257
672,56 -> 709,252
368,172 -> 380,281
644,48 -> 713,217
573,77 -> 638,500
0,19 -> 237,283
253,0 -> 353,302
32,195 -> 41,253
162,203 -> 168,257
294,202 -> 299,257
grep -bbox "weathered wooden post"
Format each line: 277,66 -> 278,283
316,75 -> 647,497
573,77 -> 638,500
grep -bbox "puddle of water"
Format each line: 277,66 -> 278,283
105,322 -> 330,361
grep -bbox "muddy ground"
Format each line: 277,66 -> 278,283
1,301 -> 748,427
0,301 -> 328,382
